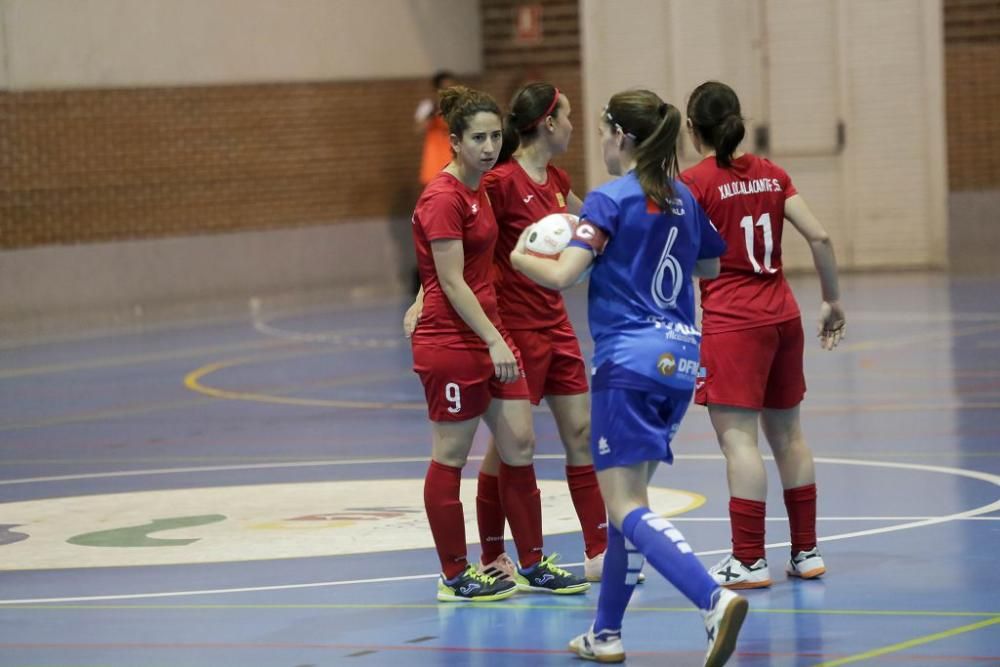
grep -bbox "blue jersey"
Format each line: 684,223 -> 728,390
571,172 -> 725,393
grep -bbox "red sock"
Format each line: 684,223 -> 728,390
784,483 -> 818,554
476,472 -> 506,563
730,497 -> 766,565
566,464 -> 608,558
498,461 -> 543,569
424,460 -> 467,580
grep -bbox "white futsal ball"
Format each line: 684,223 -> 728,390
525,213 -> 579,258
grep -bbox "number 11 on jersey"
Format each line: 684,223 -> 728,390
740,213 -> 777,274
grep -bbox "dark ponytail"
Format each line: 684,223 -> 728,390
686,81 -> 745,168
604,90 -> 681,205
498,112 -> 522,165
497,82 -> 560,164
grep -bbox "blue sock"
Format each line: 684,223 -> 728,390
594,523 -> 643,633
622,507 -> 718,610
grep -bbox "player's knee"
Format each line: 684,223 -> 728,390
564,420 -> 591,462
500,428 -> 535,465
432,447 -> 469,469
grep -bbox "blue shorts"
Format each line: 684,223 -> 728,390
590,385 -> 693,471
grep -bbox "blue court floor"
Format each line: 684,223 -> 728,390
0,271 -> 998,666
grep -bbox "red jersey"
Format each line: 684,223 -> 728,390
411,172 -> 501,345
484,161 -> 572,330
681,154 -> 800,334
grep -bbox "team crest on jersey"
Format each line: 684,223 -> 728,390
657,353 -> 677,376
471,202 -> 479,214
555,191 -> 566,208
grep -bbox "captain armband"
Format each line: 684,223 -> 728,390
571,221 -> 609,255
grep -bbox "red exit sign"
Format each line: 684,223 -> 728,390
515,4 -> 543,44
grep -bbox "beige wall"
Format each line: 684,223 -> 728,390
1,218 -> 413,323
0,2 -> 8,88
580,0 -> 948,271
0,0 -> 480,89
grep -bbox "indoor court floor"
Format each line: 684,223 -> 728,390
1,271 -> 998,666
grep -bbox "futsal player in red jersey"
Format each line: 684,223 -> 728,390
408,83 -> 612,584
410,85 -> 589,601
480,83 -> 613,583
680,81 -> 847,589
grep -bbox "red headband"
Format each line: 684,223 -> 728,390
523,88 -> 561,130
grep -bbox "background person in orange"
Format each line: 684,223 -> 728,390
415,70 -> 458,187
411,71 -> 458,294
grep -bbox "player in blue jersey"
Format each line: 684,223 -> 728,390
511,89 -> 748,666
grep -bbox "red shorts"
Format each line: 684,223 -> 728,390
412,332 -> 530,422
694,318 -> 806,410
493,321 -> 589,404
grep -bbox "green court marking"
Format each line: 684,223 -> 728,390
67,515 -> 227,548
811,615 -> 1000,666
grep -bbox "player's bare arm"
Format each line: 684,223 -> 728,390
511,228 -> 592,290
431,239 -> 519,382
694,257 -> 721,279
784,194 -> 846,349
403,286 -> 424,338
566,190 -> 584,216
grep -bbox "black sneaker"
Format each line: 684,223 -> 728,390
436,564 -> 518,602
517,553 -> 591,594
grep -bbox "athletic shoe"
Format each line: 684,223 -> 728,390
568,624 -> 626,663
518,553 -> 591,594
584,550 -> 645,584
786,547 -> 826,579
703,588 -> 749,667
436,564 -> 518,602
479,552 -> 521,583
709,554 -> 772,589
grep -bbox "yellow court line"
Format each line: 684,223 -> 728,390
0,324 -> 395,380
185,356 -> 1000,413
0,396 -> 212,432
811,615 -> 1000,666
0,338 -> 295,380
184,360 -> 424,410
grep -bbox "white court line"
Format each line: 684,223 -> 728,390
0,455 -> 435,486
0,455 -> 996,605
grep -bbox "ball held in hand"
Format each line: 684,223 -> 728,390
524,213 -> 579,258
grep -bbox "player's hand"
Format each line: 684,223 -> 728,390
817,301 -> 846,350
488,338 -> 521,384
403,300 -> 423,338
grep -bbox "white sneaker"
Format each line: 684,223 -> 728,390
583,550 -> 646,584
568,625 -> 626,663
786,547 -> 826,579
479,552 -> 520,583
703,588 -> 748,667
584,550 -> 605,581
709,554 -> 772,589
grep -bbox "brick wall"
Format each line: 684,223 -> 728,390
0,0 -> 584,252
479,0 -> 585,192
944,0 -> 1000,190
1,80 -> 431,249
